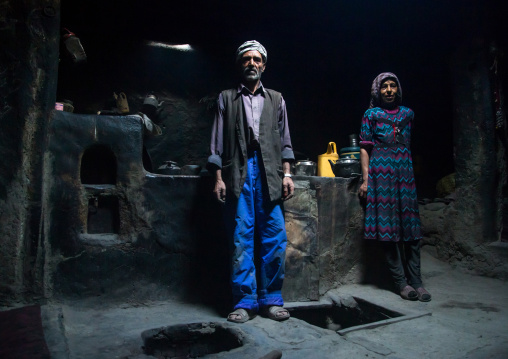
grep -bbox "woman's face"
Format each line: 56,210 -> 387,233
380,79 -> 398,104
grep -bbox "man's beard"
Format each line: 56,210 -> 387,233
243,67 -> 262,82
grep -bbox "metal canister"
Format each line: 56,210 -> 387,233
294,160 -> 317,176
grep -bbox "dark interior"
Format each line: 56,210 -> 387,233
56,0 -> 508,198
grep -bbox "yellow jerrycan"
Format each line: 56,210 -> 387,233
317,142 -> 339,177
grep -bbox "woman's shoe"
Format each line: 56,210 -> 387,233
400,285 -> 418,300
415,287 -> 432,302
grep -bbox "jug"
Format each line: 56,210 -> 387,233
62,28 -> 87,64
113,92 -> 129,114
317,142 -> 339,177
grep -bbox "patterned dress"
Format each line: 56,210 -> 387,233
359,106 -> 422,242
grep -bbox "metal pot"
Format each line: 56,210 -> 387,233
328,158 -> 361,178
157,160 -> 181,175
294,160 -> 317,176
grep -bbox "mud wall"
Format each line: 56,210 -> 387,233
419,38 -> 507,279
0,0 -> 60,303
42,111 -> 364,306
42,111 -> 228,305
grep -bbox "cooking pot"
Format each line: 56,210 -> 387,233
157,160 -> 181,175
328,158 -> 361,178
294,160 -> 317,176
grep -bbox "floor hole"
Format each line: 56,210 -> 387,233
289,297 -> 405,333
141,322 -> 243,358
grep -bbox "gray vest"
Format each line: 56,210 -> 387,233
221,88 -> 283,202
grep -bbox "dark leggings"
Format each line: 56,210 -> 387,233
381,240 -> 422,291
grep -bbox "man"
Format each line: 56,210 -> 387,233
207,40 -> 295,323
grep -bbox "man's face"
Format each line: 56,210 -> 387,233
239,50 -> 265,83
380,79 -> 398,104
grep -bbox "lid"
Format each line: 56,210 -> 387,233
338,158 -> 360,164
340,146 -> 360,154
340,153 -> 360,159
158,160 -> 179,169
296,160 -> 316,166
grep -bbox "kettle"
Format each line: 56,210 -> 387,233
328,158 -> 361,178
143,94 -> 164,112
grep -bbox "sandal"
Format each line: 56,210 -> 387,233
227,308 -> 256,323
400,285 -> 418,301
415,287 -> 432,302
262,306 -> 290,321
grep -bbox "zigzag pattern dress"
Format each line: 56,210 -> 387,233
359,106 -> 422,242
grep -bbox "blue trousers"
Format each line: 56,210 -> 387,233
224,150 -> 287,312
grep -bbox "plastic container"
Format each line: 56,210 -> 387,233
317,142 -> 339,177
62,28 -> 87,64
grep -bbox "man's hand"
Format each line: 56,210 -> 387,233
214,179 -> 226,202
214,169 -> 226,203
282,177 -> 294,201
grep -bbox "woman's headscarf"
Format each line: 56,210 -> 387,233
369,72 -> 402,109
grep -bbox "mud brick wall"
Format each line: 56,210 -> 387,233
43,111 -> 365,304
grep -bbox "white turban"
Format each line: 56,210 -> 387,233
236,40 -> 267,63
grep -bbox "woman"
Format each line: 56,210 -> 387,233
358,72 -> 431,302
